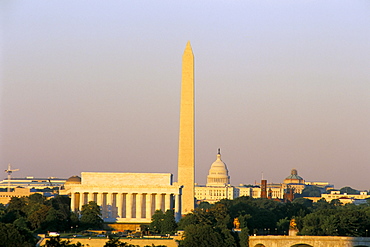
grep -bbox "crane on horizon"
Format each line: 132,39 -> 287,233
5,164 -> 19,192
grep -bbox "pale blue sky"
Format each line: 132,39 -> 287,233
1,1 -> 370,190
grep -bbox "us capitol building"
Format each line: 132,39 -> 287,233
195,150 -> 333,204
194,149 -> 281,203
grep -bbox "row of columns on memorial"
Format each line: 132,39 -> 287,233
70,192 -> 180,219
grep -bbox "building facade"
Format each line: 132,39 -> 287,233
282,169 -> 306,194
0,187 -> 36,205
194,150 -> 287,203
0,177 -> 66,190
321,190 -> 369,204
195,157 -> 322,203
61,172 -> 182,223
195,150 -> 239,203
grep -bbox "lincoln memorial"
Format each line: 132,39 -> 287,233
61,172 -> 182,223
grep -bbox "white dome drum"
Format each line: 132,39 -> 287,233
206,149 -> 230,186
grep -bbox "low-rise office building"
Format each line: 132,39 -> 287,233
0,177 -> 66,190
321,190 -> 369,204
0,187 -> 36,205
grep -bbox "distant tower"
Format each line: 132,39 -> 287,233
177,41 -> 195,214
268,188 -> 273,199
260,179 -> 267,199
4,164 -> 19,192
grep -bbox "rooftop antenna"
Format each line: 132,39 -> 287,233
5,164 -> 19,192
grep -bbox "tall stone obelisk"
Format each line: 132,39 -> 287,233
178,41 -> 195,214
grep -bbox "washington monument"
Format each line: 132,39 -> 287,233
177,41 -> 195,214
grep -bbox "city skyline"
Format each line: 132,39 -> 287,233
1,1 -> 370,190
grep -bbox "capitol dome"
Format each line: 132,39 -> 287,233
206,149 -> 230,186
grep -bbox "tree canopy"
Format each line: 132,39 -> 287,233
174,195 -> 370,246
340,187 -> 360,195
300,186 -> 322,197
150,209 -> 177,234
0,222 -> 36,247
80,201 -> 103,229
0,194 -> 105,245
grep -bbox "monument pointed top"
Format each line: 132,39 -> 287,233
185,41 -> 193,53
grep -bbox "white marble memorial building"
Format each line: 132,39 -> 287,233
61,172 -> 182,223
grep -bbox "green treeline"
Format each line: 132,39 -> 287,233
0,194 -> 165,247
1,193 -> 370,247
0,194 -> 75,246
0,194 -> 103,246
172,196 -> 370,247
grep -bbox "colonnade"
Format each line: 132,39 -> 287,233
70,192 -> 180,221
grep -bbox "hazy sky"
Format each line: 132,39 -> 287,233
1,1 -> 369,190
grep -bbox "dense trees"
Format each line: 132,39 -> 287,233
1,194 -> 75,233
0,194 -> 105,246
178,203 -> 237,247
300,204 -> 370,236
0,222 -> 36,247
80,201 -> 103,229
181,224 -> 225,247
0,194 -> 77,246
178,197 -> 283,246
239,227 -> 250,247
150,210 -> 177,234
2,192 -> 370,246
216,196 -> 311,235
340,186 -> 360,195
299,186 -> 322,197
175,196 -> 370,246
